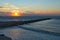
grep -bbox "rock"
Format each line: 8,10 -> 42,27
0,34 -> 12,40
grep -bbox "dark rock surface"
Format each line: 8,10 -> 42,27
0,18 -> 51,28
0,34 -> 12,40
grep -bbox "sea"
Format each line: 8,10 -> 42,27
0,16 -> 60,40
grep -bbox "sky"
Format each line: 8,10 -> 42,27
0,0 -> 60,15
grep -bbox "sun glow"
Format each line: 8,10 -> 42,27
11,10 -> 22,16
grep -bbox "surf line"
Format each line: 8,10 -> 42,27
18,25 -> 60,36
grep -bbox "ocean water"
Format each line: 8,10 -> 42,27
0,16 -> 60,40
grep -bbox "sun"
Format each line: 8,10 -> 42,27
14,12 -> 19,16
12,12 -> 20,16
11,10 -> 22,16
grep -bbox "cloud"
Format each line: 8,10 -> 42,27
0,3 -> 21,12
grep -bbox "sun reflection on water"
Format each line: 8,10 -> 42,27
9,29 -> 20,39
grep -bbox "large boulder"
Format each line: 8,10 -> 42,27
0,34 -> 12,40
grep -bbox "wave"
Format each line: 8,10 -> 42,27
18,26 -> 60,36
